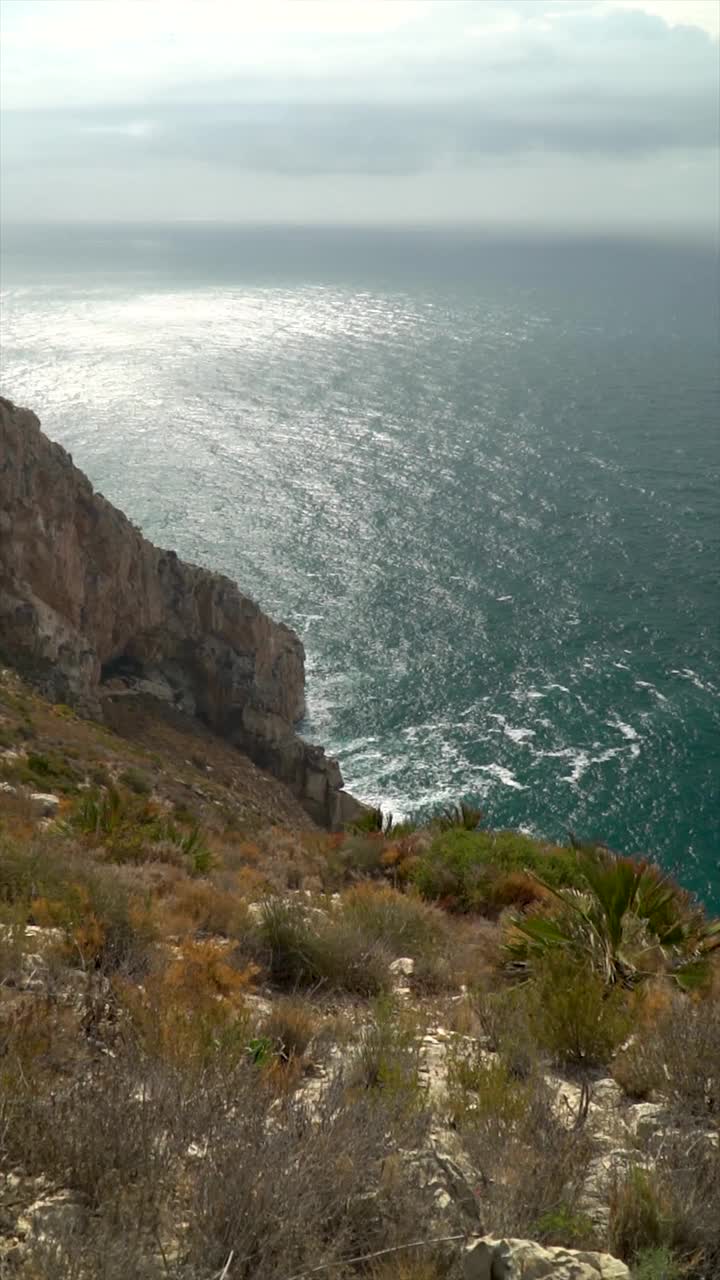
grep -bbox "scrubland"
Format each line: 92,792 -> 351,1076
0,671 -> 718,1279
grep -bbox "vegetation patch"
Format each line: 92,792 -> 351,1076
410,827 -> 583,912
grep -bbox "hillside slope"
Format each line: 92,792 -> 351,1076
0,668 -> 718,1279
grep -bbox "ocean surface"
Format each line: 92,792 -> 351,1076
1,224 -> 718,907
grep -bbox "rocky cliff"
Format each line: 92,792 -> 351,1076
0,396 -> 361,827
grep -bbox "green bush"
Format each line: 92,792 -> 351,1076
527,954 -> 633,1067
348,996 -> 424,1101
445,1049 -> 533,1130
473,986 -> 541,1079
255,897 -> 391,995
118,768 -> 152,796
410,828 -> 582,911
339,883 -> 447,962
631,1247 -> 683,1280
609,1168 -> 672,1262
1,749 -> 81,794
532,1204 -> 598,1250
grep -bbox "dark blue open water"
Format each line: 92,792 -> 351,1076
1,225 -> 718,906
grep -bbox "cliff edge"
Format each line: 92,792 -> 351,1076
0,396 -> 361,828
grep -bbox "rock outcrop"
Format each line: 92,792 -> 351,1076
0,396 -> 362,827
464,1237 -> 630,1280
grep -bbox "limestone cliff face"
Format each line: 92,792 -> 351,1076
0,396 -> 362,828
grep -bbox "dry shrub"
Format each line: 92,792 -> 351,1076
340,882 -> 436,946
653,1131 -> 720,1277
608,1167 -> 673,1262
482,868 -> 549,912
231,864 -> 274,900
30,882 -> 154,976
11,1062 -> 175,1212
252,829 -> 317,890
0,915 -> 31,987
254,896 -> 392,995
102,834 -> 187,869
370,1261 -> 447,1280
613,992 -> 720,1114
339,883 -> 452,988
0,994 -> 83,1099
0,834 -> 156,977
349,997 -> 425,1099
235,839 -> 262,861
609,1144 -> 720,1278
156,876 -> 251,939
0,1049 -> 197,1262
118,939 -> 256,1070
220,829 -> 322,892
473,985 -> 541,1079
332,832 -> 387,882
186,1074 -> 431,1280
0,785 -> 39,839
448,1046 -> 593,1239
14,1221 -> 162,1280
263,996 -> 318,1062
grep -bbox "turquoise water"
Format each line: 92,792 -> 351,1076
1,225 -> 718,907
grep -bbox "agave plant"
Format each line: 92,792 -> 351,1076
505,844 -> 720,989
70,785 -> 125,836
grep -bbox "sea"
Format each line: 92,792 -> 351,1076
1,224 -> 718,908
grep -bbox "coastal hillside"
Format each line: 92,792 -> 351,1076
0,402 -> 718,1279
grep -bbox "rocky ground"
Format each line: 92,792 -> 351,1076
0,668 -> 718,1279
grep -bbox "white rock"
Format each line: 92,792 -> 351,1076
17,1190 -> 85,1242
464,1236 -> 630,1280
0,780 -> 17,795
389,956 -> 415,977
30,792 -> 60,817
627,1102 -> 669,1144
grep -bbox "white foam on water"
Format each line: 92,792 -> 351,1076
504,726 -> 536,743
563,751 -> 591,784
534,742 -> 633,787
608,716 -> 639,741
478,762 -> 526,790
347,750 -> 384,765
511,688 -> 545,702
635,680 -> 668,703
671,668 -> 717,695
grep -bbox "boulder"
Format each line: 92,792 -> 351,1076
29,792 -> 60,817
464,1236 -> 630,1280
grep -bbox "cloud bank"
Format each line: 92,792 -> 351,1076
1,0 -> 718,233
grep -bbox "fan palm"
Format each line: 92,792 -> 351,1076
505,844 -> 720,989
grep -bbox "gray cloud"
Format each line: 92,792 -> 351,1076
1,0 -> 717,230
3,84 -> 717,184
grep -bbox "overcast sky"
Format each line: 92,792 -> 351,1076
1,0 -> 718,236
